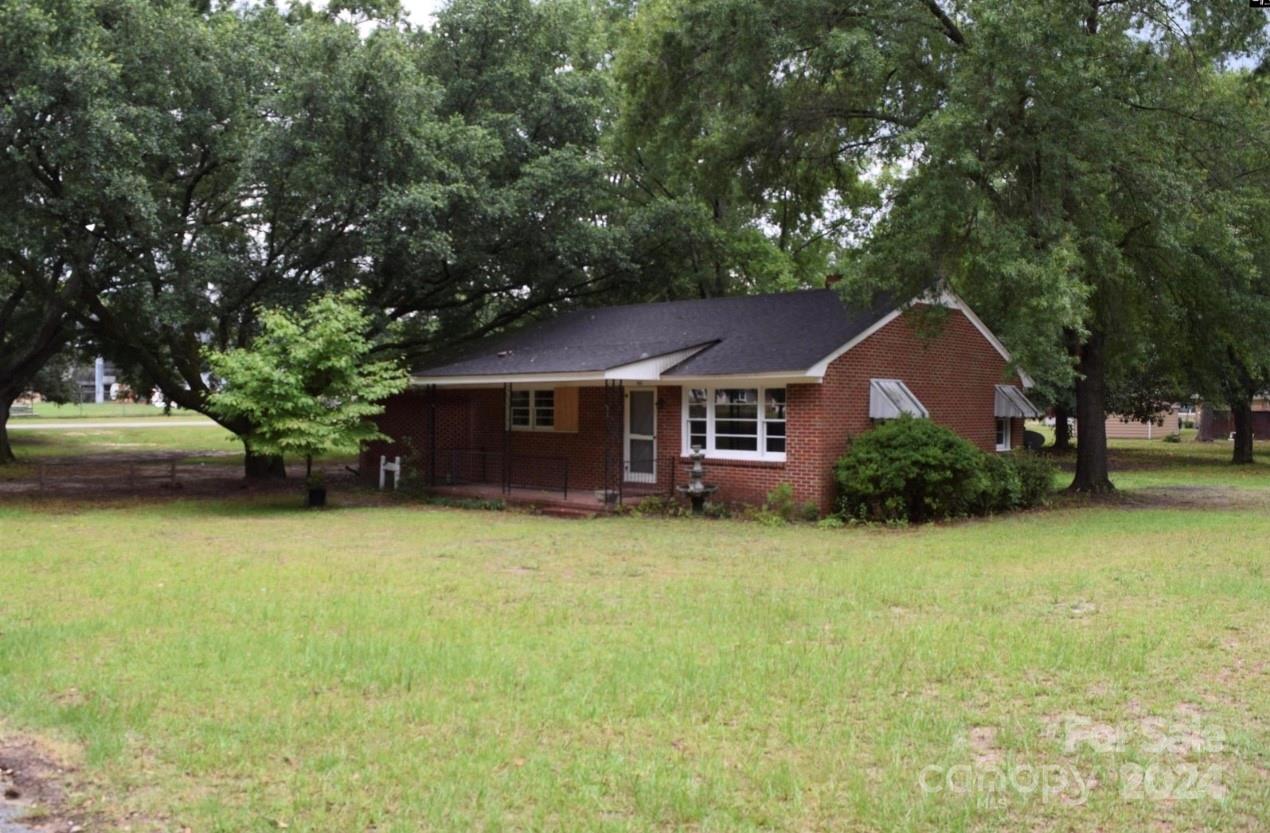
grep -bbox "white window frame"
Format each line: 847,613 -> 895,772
681,386 -> 787,462
507,388 -> 555,431
995,417 -> 1011,452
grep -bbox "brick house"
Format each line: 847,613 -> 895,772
362,289 -> 1038,514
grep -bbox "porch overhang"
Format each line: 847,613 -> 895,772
409,369 -> 825,389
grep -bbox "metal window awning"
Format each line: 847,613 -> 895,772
869,378 -> 929,419
994,384 -> 1041,418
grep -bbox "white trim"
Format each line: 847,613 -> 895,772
805,308 -> 903,378
995,417 -> 1012,452
681,384 -> 787,463
413,370 -> 604,388
605,344 -> 713,380
624,389 -> 657,483
941,292 -> 1035,388
661,372 -> 814,386
804,288 -> 1034,388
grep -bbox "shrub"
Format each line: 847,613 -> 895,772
762,483 -> 821,523
1163,432 -> 1182,443
816,515 -> 846,530
629,495 -> 687,517
978,452 -> 1023,513
1006,451 -> 1057,508
835,417 -> 990,523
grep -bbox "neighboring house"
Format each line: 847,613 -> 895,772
362,289 -> 1039,514
1104,408 -> 1182,440
1196,397 -> 1270,442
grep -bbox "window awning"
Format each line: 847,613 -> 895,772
869,379 -> 929,419
995,385 -> 1041,418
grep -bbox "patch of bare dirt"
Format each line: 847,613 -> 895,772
0,735 -> 85,833
1113,486 -> 1270,510
0,453 -> 380,509
966,726 -> 1003,767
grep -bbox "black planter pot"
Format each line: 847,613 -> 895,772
307,486 -> 327,508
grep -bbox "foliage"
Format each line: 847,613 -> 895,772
977,453 -> 1023,515
835,417 -> 990,523
835,419 -> 1056,522
1007,452 -> 1057,510
629,494 -> 689,517
418,495 -> 507,512
760,482 -> 819,523
205,291 -> 408,465
617,0 -> 1270,492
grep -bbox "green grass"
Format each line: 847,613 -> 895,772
7,423 -> 237,460
13,402 -> 192,419
1,456 -> 1267,831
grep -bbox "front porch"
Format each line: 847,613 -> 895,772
365,381 -> 692,508
423,479 -> 671,516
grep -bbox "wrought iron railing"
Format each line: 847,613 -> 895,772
431,449 -> 570,500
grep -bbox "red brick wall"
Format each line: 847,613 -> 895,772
364,307 -> 1026,513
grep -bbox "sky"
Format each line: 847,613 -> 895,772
400,0 -> 445,26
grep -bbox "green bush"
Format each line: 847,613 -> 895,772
1163,431 -> 1182,443
835,419 -> 1057,523
629,495 -> 688,517
1007,450 -> 1057,508
762,483 -> 820,523
978,452 -> 1023,513
835,417 -> 990,523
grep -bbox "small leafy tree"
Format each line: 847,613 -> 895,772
206,291 -> 408,486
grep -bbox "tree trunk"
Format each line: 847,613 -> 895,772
1070,332 -> 1114,493
1230,398 -> 1255,465
244,447 -> 287,479
0,395 -> 15,465
1052,402 -> 1072,451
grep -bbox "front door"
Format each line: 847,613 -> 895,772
625,389 -> 656,483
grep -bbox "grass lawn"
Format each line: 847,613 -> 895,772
12,402 -> 189,419
0,423 -> 239,483
0,452 -> 1267,831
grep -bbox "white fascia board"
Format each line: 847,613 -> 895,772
657,372 -> 818,387
409,371 -> 605,388
941,291 -> 1036,389
603,343 -> 714,381
804,308 -> 902,378
803,287 -> 1035,388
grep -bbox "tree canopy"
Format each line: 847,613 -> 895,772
2,0 -> 1268,480
206,291 -> 408,474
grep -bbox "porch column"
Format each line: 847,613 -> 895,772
427,383 -> 437,486
503,382 -> 511,495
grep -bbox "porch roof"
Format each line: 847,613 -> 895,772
412,290 -> 897,386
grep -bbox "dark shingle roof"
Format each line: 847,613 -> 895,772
413,290 -> 896,379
